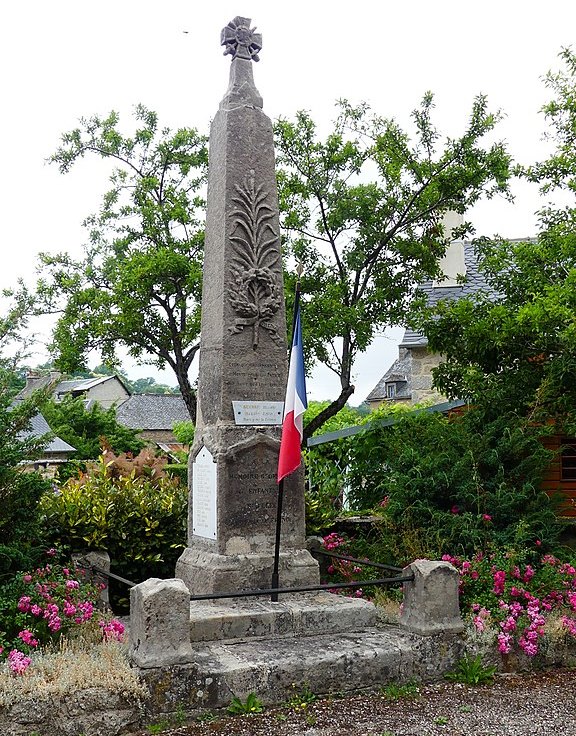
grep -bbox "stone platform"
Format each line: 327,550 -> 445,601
140,624 -> 466,713
130,561 -> 466,715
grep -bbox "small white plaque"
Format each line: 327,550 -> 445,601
232,400 -> 284,426
192,446 -> 217,540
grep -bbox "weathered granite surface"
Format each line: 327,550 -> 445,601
176,16 -> 317,595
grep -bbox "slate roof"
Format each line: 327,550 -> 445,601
116,394 -> 190,430
18,411 -> 76,455
401,240 -> 495,347
365,348 -> 412,402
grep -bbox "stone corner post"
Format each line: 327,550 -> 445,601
128,578 -> 193,668
399,559 -> 464,636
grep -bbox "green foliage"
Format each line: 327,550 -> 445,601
39,452 -> 187,604
351,408 -> 560,557
226,692 -> 264,715
304,401 -> 365,532
39,105 -> 208,420
275,97 -> 511,436
0,374 -> 52,580
445,654 -> 497,685
172,419 -> 195,446
286,683 -> 317,711
380,680 -> 420,700
417,50 -> 576,435
40,395 -> 145,476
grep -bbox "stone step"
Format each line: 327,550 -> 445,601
140,625 -> 464,711
188,592 -> 378,642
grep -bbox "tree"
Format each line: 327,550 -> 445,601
274,96 -> 511,439
418,49 -> 576,433
37,105 -> 208,421
40,396 -> 145,475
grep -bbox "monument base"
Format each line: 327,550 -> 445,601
175,546 -> 319,596
188,591 -> 378,642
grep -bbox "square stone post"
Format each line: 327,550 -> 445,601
129,578 -> 194,668
400,559 -> 464,636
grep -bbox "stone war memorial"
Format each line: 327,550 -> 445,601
128,16 -> 465,714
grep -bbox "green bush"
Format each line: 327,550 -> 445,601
307,404 -> 562,559
39,453 -> 187,608
0,376 -> 52,580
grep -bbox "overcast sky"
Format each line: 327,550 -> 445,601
2,1 -> 575,403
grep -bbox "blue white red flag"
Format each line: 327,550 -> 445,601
277,305 -> 307,483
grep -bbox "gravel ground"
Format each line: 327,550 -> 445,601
135,669 -> 576,736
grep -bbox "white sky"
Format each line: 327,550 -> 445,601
1,1 -> 575,404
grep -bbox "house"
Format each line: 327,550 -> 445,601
366,212 -> 510,410
17,409 -> 76,477
115,394 -> 191,454
18,371 -> 188,450
18,371 -> 131,410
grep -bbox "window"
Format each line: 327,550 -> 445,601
561,438 -> 576,481
386,383 -> 396,399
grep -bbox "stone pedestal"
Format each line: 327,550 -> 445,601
176,17 -> 318,595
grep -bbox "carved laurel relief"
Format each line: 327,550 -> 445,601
227,171 -> 283,348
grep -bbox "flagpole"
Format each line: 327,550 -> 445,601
271,269 -> 302,602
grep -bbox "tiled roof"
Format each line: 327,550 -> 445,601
116,394 -> 190,430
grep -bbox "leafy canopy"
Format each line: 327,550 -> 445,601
37,105 -> 208,421
417,49 -> 576,432
274,96 -> 511,437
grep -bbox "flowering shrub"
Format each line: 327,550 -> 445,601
444,550 -> 576,658
320,533 -> 367,599
0,552 -> 125,675
40,452 -> 187,609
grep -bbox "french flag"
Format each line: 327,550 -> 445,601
277,304 -> 307,483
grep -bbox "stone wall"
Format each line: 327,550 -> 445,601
409,346 -> 446,405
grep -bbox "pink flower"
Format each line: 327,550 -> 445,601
30,604 -> 42,617
8,650 -> 32,675
523,565 -> 535,583
17,596 -> 31,613
63,601 -> 77,617
22,574 -> 32,583
18,629 -> 39,647
65,580 -> 80,590
493,570 -> 506,595
450,505 -> 460,514
482,514 -> 492,522
379,496 -> 389,508
46,548 -> 57,557
47,615 -> 62,633
497,632 -> 512,654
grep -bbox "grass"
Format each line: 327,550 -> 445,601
380,680 -> 420,700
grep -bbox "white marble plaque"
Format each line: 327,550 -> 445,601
232,400 -> 284,425
192,446 -> 217,540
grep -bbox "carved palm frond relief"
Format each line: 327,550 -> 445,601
227,171 -> 283,348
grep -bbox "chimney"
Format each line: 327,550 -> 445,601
433,211 -> 466,287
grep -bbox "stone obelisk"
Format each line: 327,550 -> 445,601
176,17 -> 319,595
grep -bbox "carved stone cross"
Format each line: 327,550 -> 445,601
221,16 -> 262,61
